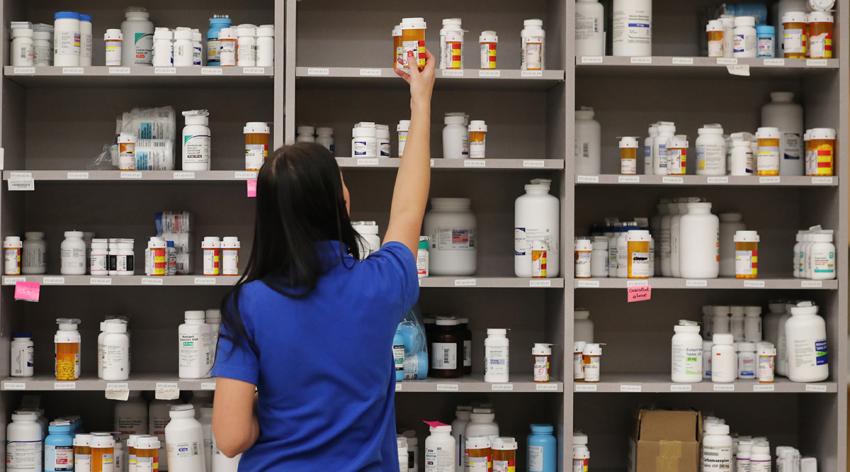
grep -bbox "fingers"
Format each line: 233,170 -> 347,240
407,51 -> 421,79
393,64 -> 411,83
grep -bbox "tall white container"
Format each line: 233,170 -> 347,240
718,213 -> 745,277
612,0 -> 652,56
669,201 -> 689,277
443,113 -> 467,159
575,108 -> 601,175
514,180 -> 560,277
165,405 -> 206,472
484,329 -> 510,383
424,424 -> 455,472
121,7 -> 154,66
671,321 -> 703,383
424,198 -> 477,276
179,310 -> 212,379
99,319 -> 130,381
785,302 -> 829,382
6,411 -> 43,472
679,202 -> 719,279
711,334 -> 737,383
702,423 -> 733,470
575,0 -> 605,56
761,92 -> 804,176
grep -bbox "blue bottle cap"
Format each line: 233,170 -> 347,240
55,11 -> 81,20
530,424 -> 554,433
167,240 -> 175,248
79,13 -> 92,22
12,331 -> 32,338
757,25 -> 775,34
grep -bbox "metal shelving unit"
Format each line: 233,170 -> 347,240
0,0 -> 845,469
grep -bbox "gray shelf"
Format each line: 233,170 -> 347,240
576,174 -> 838,187
419,277 -> 564,289
0,375 -> 562,394
3,66 -> 274,86
574,277 -> 838,290
576,56 -> 840,77
296,67 -> 565,89
3,170 -> 258,183
336,158 -> 564,170
573,374 -> 837,394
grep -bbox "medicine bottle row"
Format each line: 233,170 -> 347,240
294,125 -> 335,153
439,405 -> 558,472
9,10 -> 274,68
706,8 -> 834,59
574,0 -> 651,57
701,414 -> 818,472
393,17 -> 546,71
423,316 -> 555,384
6,396 -> 240,472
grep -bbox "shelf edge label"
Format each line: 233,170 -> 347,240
478,69 -> 501,78
54,381 -> 76,390
630,56 -> 652,64
536,383 -> 559,392
520,70 -> 544,77
620,384 -> 642,392
454,279 -> 477,287
752,384 -> 775,392
154,67 -> 176,75
670,384 -> 693,392
618,175 -> 640,183
576,175 -> 599,183
463,160 -> 486,168
141,277 -> 164,286
155,382 -> 180,400
576,280 -> 600,288
12,67 -> 35,75
106,383 -> 130,401
579,56 -> 603,64
359,68 -> 382,77
436,383 -> 459,392
201,67 -> 223,75
801,280 -> 823,288
758,176 -> 781,184
662,176 -> 684,184
713,384 -> 735,392
671,57 -> 694,65
574,384 -> 597,392
491,383 -> 514,392
201,382 -> 217,391
529,279 -> 552,288
89,277 -> 113,286
707,176 -> 729,184
194,277 -> 217,286
763,58 -> 785,66
522,160 -> 545,168
685,279 -> 707,287
120,171 -> 143,179
2,382 -> 26,390
743,280 -> 766,288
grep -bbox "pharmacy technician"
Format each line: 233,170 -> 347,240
211,49 -> 436,471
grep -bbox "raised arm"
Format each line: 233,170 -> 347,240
383,50 -> 436,255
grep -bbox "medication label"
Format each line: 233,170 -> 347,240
14,281 -> 40,302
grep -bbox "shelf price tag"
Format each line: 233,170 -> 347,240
574,384 -> 597,392
618,176 -> 640,183
356,158 -> 379,167
806,59 -> 828,67
522,160 -> 545,168
536,383 -> 559,392
805,384 -> 828,392
155,382 -> 180,400
620,384 -> 642,392
106,383 -> 130,401
2,381 -> 26,390
671,57 -> 694,65
454,279 -> 477,287
54,381 -> 76,390
234,171 -> 257,180
670,384 -> 692,392
491,383 -> 514,392
201,382 -> 217,391
529,279 -> 552,288
395,383 -> 403,392
14,281 -> 40,302
752,384 -> 775,392
463,160 -> 486,168
707,176 -> 729,184
713,384 -> 735,392
716,58 -> 738,65
436,383 -> 459,392
359,68 -> 382,77
173,171 -> 196,180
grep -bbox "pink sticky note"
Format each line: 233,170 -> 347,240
247,179 -> 257,198
627,284 -> 651,303
14,281 -> 40,302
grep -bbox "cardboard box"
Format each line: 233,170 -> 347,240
634,409 -> 702,472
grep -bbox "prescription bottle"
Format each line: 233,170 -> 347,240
431,318 -> 463,378
492,437 -> 517,471
221,237 -> 240,275
244,122 -> 270,171
707,20 -> 724,57
619,136 -> 639,175
782,12 -> 807,58
392,24 -> 402,68
807,11 -> 833,59
118,134 -> 137,171
4,236 -> 22,275
573,341 -> 586,380
55,318 -> 81,381
757,342 -> 776,383
202,236 -> 222,276
146,237 -> 167,276
468,121 -> 487,159
532,343 -> 552,383
90,433 -> 115,472
756,127 -> 780,176
626,230 -> 651,279
134,435 -> 160,472
582,343 -> 602,382
401,18 -> 427,71
734,230 -> 759,279
74,434 -> 92,471
574,237 -> 592,278
806,128 -> 835,176
521,19 -> 545,71
667,135 -> 688,175
479,31 -> 498,69
465,436 -> 491,472
443,23 -> 463,70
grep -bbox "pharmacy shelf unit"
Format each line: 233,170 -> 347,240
568,0 -> 848,463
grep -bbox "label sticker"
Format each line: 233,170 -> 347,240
716,58 -> 738,65
763,58 -> 785,66
630,56 -> 652,64
12,67 -> 35,75
522,160 -> 545,168
201,67 -> 223,75
234,171 -> 257,180
478,69 -> 500,78
713,384 -> 735,392
707,176 -> 729,184
66,172 -> 89,180
529,279 -> 552,288
454,279 -> 477,287
3,382 -> 26,390
801,280 -> 823,288
54,382 -> 76,390
105,383 -> 130,401
662,176 -> 684,184
89,277 -> 112,286
154,67 -> 176,75
108,67 -> 131,74
618,176 -> 640,183
155,383 -> 180,400
671,57 -> 694,65
8,178 -> 34,191
247,179 -> 257,198
806,59 -> 828,67
3,277 -> 25,285
441,69 -> 464,77
173,171 -> 196,180
620,384 -> 642,392
306,67 -> 330,76
576,280 -> 600,288
536,383 -> 559,392
62,67 -> 84,75
120,171 -> 142,179
491,383 -> 514,392
574,384 -> 597,392
759,176 -> 781,184
359,68 -> 382,77
463,160 -> 486,168
576,175 -> 599,183
670,384 -> 693,392
201,382 -> 217,391
686,279 -> 707,287
520,70 -> 544,77
627,284 -> 651,303
194,277 -> 217,286
805,384 -> 828,392
395,383 -> 403,392
811,177 -> 833,185
141,277 -> 164,286
42,276 -> 65,285
436,383 -> 459,392
356,158 -> 380,167
242,67 -> 266,75
580,56 -> 603,64
726,64 -> 750,76
14,281 -> 40,302
743,280 -> 766,288
752,384 -> 775,392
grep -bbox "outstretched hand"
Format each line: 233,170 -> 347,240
394,49 -> 436,108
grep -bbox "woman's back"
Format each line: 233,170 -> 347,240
213,241 -> 418,471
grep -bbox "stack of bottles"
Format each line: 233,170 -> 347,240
442,112 -> 489,160
295,125 -> 336,152
574,0 -> 653,57
579,216 -> 654,279
393,308 -> 429,381
116,106 -> 177,171
702,415 -> 818,471
793,226 -> 836,280
9,21 -> 55,67
155,211 -> 193,274
572,431 -> 590,471
350,122 -> 392,158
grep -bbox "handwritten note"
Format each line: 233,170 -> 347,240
14,281 -> 40,302
627,284 -> 651,303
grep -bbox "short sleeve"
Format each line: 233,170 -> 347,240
211,294 -> 260,385
366,241 -> 420,313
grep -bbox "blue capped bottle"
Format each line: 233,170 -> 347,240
527,424 -> 556,472
206,15 -> 232,66
44,420 -> 74,472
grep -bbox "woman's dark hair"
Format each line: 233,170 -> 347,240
219,143 -> 361,356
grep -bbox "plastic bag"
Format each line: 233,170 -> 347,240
395,306 -> 429,380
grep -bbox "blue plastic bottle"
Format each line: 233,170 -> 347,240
206,15 -> 233,66
393,332 -> 405,382
527,424 -> 556,472
44,421 -> 74,472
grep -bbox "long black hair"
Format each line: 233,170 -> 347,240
219,143 -> 361,356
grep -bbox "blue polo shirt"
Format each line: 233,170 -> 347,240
212,241 -> 419,472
